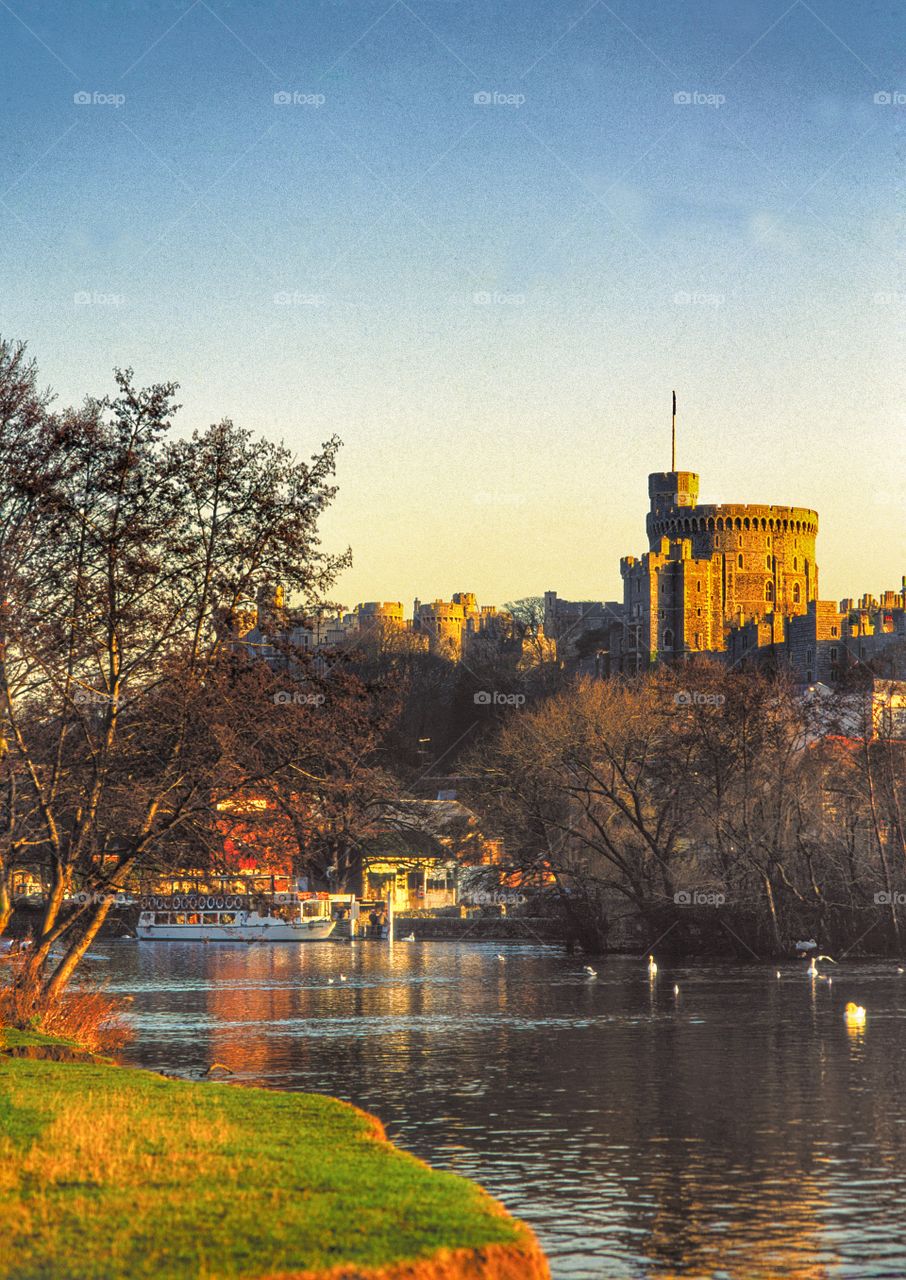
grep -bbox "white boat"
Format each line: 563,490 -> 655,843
137,893 -> 336,942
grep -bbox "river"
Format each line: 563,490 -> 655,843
99,938 -> 906,1279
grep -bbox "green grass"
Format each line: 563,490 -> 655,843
0,1030 -> 527,1280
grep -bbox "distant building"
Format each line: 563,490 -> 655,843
411,592 -> 505,658
228,586 -> 545,665
547,448 -> 903,678
542,592 -> 622,674
729,590 -> 906,683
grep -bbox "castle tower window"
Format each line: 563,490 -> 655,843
830,646 -> 838,661
663,628 -> 674,648
793,557 -> 798,570
737,554 -> 744,568
793,583 -> 801,604
766,555 -> 771,569
765,582 -> 774,602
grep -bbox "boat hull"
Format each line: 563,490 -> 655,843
137,919 -> 336,942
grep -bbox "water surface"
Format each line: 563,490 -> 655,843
100,940 -> 906,1279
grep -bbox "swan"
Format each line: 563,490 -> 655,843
673,984 -> 680,996
807,953 -> 836,977
776,970 -> 782,979
584,965 -> 597,977
339,974 -> 348,982
844,1001 -> 866,1025
497,954 -> 505,961
402,933 -> 416,942
648,954 -> 657,977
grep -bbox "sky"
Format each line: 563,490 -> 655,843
0,0 -> 903,612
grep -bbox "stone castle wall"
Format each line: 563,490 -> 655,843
645,474 -> 818,623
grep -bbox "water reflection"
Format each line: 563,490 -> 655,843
102,941 -> 906,1279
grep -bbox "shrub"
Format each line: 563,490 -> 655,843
0,956 -> 131,1053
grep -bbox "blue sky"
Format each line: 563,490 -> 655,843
0,0 -> 903,609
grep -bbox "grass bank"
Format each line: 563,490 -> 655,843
0,1030 -> 548,1280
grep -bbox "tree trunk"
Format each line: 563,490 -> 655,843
762,873 -> 783,955
26,864 -> 69,977
42,896 -> 115,1002
0,884 -> 11,937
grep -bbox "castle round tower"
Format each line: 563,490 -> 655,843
647,470 -> 818,621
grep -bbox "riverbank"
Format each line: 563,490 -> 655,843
0,1028 -> 549,1280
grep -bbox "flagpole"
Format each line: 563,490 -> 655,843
671,390 -> 676,471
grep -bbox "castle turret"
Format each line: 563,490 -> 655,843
646,471 -> 700,538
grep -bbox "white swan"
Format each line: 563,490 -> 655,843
844,1001 -> 866,1026
648,954 -> 658,978
584,965 -> 597,978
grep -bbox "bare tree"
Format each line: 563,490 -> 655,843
0,342 -> 352,1005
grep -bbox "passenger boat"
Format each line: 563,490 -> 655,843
136,892 -> 336,942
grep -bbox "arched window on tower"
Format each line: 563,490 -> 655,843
765,581 -> 774,603
663,628 -> 674,650
792,583 -> 801,604
737,553 -> 744,569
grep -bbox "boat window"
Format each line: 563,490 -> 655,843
220,912 -> 236,924
175,913 -> 187,924
187,913 -> 201,925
